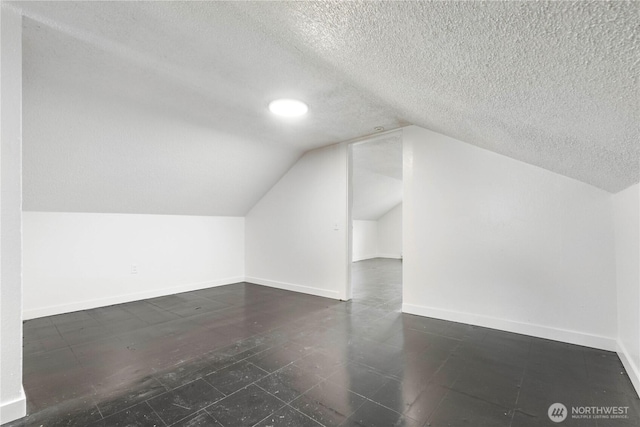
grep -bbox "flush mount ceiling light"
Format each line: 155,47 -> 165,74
268,99 -> 308,117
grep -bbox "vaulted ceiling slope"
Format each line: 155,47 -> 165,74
236,1 -> 639,193
352,136 -> 403,221
13,1 -> 406,215
11,1 -> 639,217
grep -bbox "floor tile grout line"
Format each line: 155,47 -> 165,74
197,383 -> 288,426
165,409 -> 205,427
94,401 -> 104,420
422,341 -> 465,427
145,400 -> 169,426
358,393 -> 421,424
284,403 -> 328,427
509,340 -> 532,427
50,321 -> 77,353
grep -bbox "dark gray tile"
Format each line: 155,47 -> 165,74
24,317 -> 54,329
347,341 -> 405,377
509,411 -> 547,426
23,346 -> 79,375
171,411 -> 222,426
524,358 -> 589,388
426,390 -> 512,426
23,322 -> 62,342
147,379 -> 224,425
590,387 -> 640,426
290,381 -> 366,427
71,336 -> 133,364
450,359 -> 523,407
22,332 -> 68,354
58,324 -> 114,346
204,360 -> 269,395
97,376 -> 168,418
587,358 -> 637,396
121,301 -> 182,325
91,402 -> 164,427
253,405 -> 323,427
515,377 -> 597,426
49,311 -> 97,326
154,356 -> 221,390
326,362 -> 389,399
22,372 -> 97,412
293,350 -> 347,379
245,340 -> 315,373
205,384 -> 285,427
256,363 -> 324,403
427,354 -> 467,388
341,399 -> 420,427
370,378 -> 447,424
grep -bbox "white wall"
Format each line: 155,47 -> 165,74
352,220 -> 378,262
377,203 -> 402,259
352,204 -> 402,262
245,143 -> 349,300
403,125 -> 618,351
613,183 -> 640,395
22,81 -> 298,217
0,6 -> 26,423
22,212 -> 245,319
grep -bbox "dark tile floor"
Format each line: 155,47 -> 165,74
5,258 -> 640,426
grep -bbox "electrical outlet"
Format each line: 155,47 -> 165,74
131,264 -> 138,274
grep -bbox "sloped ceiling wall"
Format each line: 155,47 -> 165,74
11,1 -> 639,216
352,136 -> 403,221
17,1 -> 405,215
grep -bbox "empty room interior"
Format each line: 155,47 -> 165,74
1,2 -> 639,427
350,135 -> 403,310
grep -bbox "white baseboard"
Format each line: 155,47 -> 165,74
353,254 -> 402,262
23,276 -> 245,320
402,303 -> 617,352
617,340 -> 640,398
0,387 -> 26,424
377,253 -> 402,259
352,254 -> 378,262
245,277 -> 340,300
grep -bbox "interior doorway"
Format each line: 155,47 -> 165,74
347,132 -> 403,307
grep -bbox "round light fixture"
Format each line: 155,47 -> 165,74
268,99 -> 308,117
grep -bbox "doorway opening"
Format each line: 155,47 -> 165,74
347,132 -> 403,309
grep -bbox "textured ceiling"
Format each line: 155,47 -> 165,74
16,1 -> 405,151
9,0 -> 639,217
236,0 -> 639,192
352,135 -> 403,221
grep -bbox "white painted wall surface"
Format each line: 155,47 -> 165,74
352,220 -> 378,262
0,6 -> 27,424
613,183 -> 640,395
377,203 -> 402,259
22,212 -> 245,319
22,77 -> 298,216
403,126 -> 617,350
245,143 -> 349,300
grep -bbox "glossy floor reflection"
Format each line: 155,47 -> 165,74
7,258 -> 640,426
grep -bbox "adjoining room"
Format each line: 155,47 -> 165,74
350,134 -> 403,309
